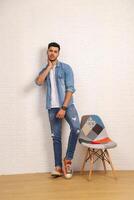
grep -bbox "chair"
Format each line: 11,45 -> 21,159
79,115 -> 117,181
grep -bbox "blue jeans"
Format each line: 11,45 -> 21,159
48,104 -> 80,168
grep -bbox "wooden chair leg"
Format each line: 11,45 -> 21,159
81,149 -> 89,174
105,149 -> 117,179
101,149 -> 107,173
88,150 -> 94,181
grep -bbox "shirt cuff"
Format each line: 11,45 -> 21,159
66,87 -> 76,93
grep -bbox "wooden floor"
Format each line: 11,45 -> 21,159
0,171 -> 134,200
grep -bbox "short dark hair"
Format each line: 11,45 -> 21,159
48,42 -> 60,51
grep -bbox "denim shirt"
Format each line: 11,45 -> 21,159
37,60 -> 76,109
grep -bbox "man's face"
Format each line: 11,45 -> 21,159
47,46 -> 60,62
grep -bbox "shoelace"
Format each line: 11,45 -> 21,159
66,164 -> 72,173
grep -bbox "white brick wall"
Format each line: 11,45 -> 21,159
0,0 -> 134,174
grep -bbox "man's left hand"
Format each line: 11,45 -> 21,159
56,109 -> 66,119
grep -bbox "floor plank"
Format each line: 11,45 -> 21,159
0,171 -> 134,200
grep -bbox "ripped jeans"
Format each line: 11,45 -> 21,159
48,104 -> 80,168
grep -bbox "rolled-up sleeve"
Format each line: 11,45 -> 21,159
64,65 -> 76,93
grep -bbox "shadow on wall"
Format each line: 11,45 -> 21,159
35,47 -> 54,172
22,47 -> 54,172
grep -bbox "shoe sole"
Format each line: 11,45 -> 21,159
51,174 -> 63,178
51,172 -> 63,178
64,173 -> 73,179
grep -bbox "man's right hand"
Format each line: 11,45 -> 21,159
35,60 -> 52,86
47,59 -> 56,70
35,59 -> 56,86
47,59 -> 53,69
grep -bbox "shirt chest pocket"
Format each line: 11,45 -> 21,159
57,71 -> 64,79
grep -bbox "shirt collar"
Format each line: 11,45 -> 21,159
56,60 -> 61,67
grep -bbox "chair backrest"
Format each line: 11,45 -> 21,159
79,115 -> 112,144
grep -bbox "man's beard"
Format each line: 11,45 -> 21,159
49,57 -> 57,62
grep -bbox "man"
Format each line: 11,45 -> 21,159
35,42 -> 80,179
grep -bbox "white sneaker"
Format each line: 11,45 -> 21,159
51,167 -> 63,178
63,159 -> 73,179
